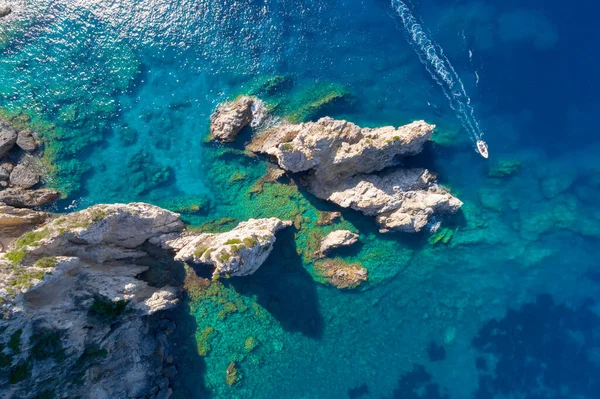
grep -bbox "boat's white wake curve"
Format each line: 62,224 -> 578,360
391,0 -> 483,144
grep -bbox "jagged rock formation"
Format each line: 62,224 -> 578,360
0,203 -> 292,398
248,117 -> 433,182
249,116 -> 462,233
154,217 -> 292,277
0,203 -> 186,399
0,204 -> 49,245
209,96 -> 255,142
318,230 -> 359,256
311,169 -> 463,233
0,188 -> 60,208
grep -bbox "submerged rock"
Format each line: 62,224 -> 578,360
250,117 -> 434,182
311,169 -> 463,233
0,118 -> 18,158
318,230 -> 359,255
210,96 -> 255,142
314,259 -> 368,289
0,188 -> 60,208
159,217 -> 292,277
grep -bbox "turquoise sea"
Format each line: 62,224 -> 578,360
1,0 -> 600,397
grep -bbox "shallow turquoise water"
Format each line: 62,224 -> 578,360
1,0 -> 600,397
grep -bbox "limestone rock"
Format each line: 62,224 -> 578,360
0,256 -> 179,399
10,155 -> 41,188
0,118 -> 18,158
319,230 -> 359,255
169,217 -> 292,277
311,169 -> 463,233
16,129 -> 39,152
0,203 -> 187,398
249,117 -> 434,182
314,259 -> 368,289
210,96 -> 255,142
0,188 -> 60,207
0,204 -> 49,239
0,164 -> 10,181
13,203 -> 185,264
0,5 -> 10,18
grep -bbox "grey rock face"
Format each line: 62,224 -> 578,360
209,96 -> 255,142
0,188 -> 60,207
0,203 -> 187,398
311,168 -> 463,233
16,129 -> 39,152
250,117 -> 434,183
0,6 -> 11,18
10,156 -> 41,189
0,118 -> 18,158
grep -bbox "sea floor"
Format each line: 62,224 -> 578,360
1,0 -> 599,397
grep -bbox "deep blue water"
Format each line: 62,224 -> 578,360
1,0 -> 600,397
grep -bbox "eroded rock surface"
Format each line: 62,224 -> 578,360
9,156 -> 41,189
209,96 -> 255,142
157,217 -> 292,277
0,203 -> 185,399
0,119 -> 18,158
249,117 -> 434,182
319,230 -> 359,255
0,204 -> 49,243
311,169 -> 463,233
249,115 -> 461,232
16,129 -> 39,152
0,188 -> 60,208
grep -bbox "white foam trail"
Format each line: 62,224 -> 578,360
391,0 -> 483,143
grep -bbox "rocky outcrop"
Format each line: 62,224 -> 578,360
16,129 -> 39,152
311,169 -> 463,233
314,259 -> 368,289
0,188 -> 60,208
0,202 -> 294,398
0,204 -> 49,243
0,203 -> 186,399
0,6 -> 11,18
209,96 -> 255,142
249,117 -> 434,182
155,217 -> 292,277
9,156 -> 41,189
0,119 -> 18,159
248,115 -> 462,233
318,230 -> 359,255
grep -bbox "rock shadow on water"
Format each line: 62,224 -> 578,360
129,244 -> 212,398
230,226 -> 325,339
472,294 -> 600,399
382,364 -> 450,399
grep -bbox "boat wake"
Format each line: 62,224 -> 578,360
390,0 -> 484,146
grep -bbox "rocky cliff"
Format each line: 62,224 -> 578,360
0,202 -> 289,398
